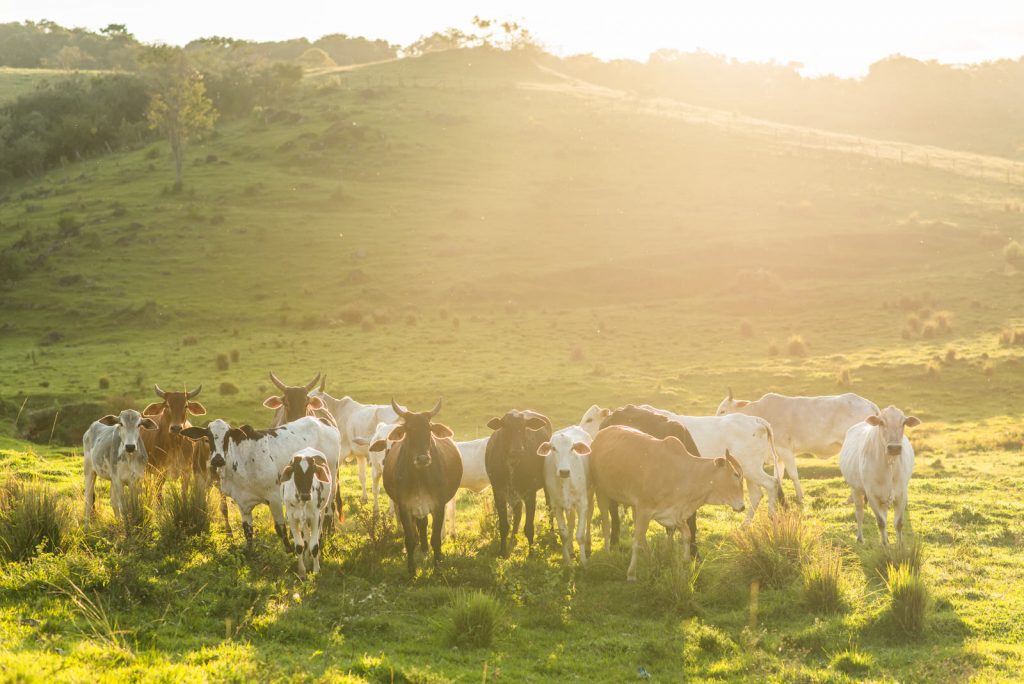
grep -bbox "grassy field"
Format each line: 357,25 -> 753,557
0,67 -> 90,103
1,50 -> 1023,681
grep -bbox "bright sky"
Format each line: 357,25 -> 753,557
3,0 -> 1023,77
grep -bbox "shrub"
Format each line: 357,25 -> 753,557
218,382 -> 239,395
98,377 -> 110,390
405,313 -> 418,326
998,328 -> 1024,346
0,481 -> 72,561
339,305 -> 365,325
444,590 -> 502,649
1004,239 -> 1024,265
925,361 -> 942,379
452,317 -> 461,330
802,544 -> 844,613
215,353 -> 230,371
871,539 -> 924,580
786,335 -> 808,357
829,645 -> 873,676
729,509 -> 811,588
640,536 -> 702,615
886,563 -> 927,636
182,336 -> 199,346
740,320 -> 753,337
767,342 -> 779,356
159,479 -> 210,542
230,349 -> 240,363
569,346 -> 585,362
118,484 -> 150,534
905,313 -> 922,334
933,311 -> 953,334
921,323 -> 937,339
944,346 -> 957,363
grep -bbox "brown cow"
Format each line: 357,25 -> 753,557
374,398 -> 462,576
141,384 -> 208,484
263,371 -> 330,426
590,426 -> 746,581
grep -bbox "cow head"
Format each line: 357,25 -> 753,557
865,406 -> 920,457
537,432 -> 591,479
278,450 -> 331,502
98,409 -> 158,456
378,398 -> 451,468
360,421 -> 399,471
263,371 -> 324,422
143,384 -> 206,434
715,388 -> 749,416
181,418 -> 243,470
578,405 -> 612,439
487,410 -> 549,463
705,450 -> 746,512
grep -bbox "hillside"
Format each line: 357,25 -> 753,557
1,50 -> 1024,681
0,67 -> 74,103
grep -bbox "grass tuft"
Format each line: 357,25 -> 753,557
444,590 -> 502,649
870,539 -> 924,581
215,353 -> 230,371
786,335 -> 808,357
159,478 -> 210,542
802,543 -> 845,613
0,480 -> 72,561
829,643 -> 873,676
729,509 -> 812,588
639,536 -> 703,615
885,562 -> 928,636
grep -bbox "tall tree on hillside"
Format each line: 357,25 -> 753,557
144,50 -> 218,190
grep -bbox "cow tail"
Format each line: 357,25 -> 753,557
765,423 -> 787,508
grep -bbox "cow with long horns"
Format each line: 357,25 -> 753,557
264,371 -> 334,427
141,384 -> 209,487
373,398 -> 462,576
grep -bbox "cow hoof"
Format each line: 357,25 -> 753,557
360,494 -> 369,504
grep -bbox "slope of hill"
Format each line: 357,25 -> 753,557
1,50 -> 1023,681
0,67 -> 70,102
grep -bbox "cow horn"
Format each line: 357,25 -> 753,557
154,384 -> 167,399
269,371 -> 286,391
187,384 -> 202,399
391,398 -> 409,418
727,387 -> 733,400
304,372 -> 321,392
428,397 -> 443,418
318,374 -> 326,393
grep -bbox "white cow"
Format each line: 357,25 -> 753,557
716,390 -> 880,503
309,389 -> 398,505
839,405 -> 920,545
537,426 -> 593,566
578,405 -> 612,440
638,405 -> 784,522
182,417 -> 341,547
279,447 -> 333,579
83,409 -> 158,525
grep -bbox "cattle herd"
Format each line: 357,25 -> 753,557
82,372 -> 921,580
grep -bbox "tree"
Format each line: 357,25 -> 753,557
145,54 -> 218,190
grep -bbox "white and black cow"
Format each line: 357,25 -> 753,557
279,447 -> 333,579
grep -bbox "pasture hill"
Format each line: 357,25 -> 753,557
0,48 -> 1023,681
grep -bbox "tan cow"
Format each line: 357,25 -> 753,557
590,426 -> 746,581
141,384 -> 208,487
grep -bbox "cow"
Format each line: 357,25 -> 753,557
264,371 -> 331,426
182,416 -> 341,548
839,405 -> 920,546
279,447 -> 333,579
378,399 -> 462,576
590,425 -> 746,581
141,384 -> 208,489
309,388 -> 399,506
638,405 -> 785,522
484,409 -> 553,556
595,405 -> 707,554
716,389 -> 880,503
536,426 -> 593,566
356,421 -> 401,515
83,409 -> 158,525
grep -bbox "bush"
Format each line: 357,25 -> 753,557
444,590 -> 502,649
944,346 -> 958,363
998,328 -> 1024,346
905,313 -> 922,334
0,481 -> 72,561
786,335 -> 808,357
871,539 -> 924,581
729,509 -> 811,588
640,536 -> 702,615
339,305 -> 365,324
569,346 -> 585,362
802,544 -> 844,613
218,382 -> 239,395
215,353 -> 230,371
182,335 -> 199,346
767,342 -> 779,356
740,320 -> 754,337
98,377 -> 110,390
230,349 -> 240,363
1004,239 -> 1024,265
886,563 -> 927,636
118,484 -> 150,534
159,479 -> 210,542
925,361 -> 942,379
933,311 -> 953,334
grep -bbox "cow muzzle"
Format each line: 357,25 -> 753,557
299,493 -> 311,502
170,425 -> 182,434
887,444 -> 902,456
124,443 -> 137,453
211,453 -> 226,468
414,454 -> 431,467
733,503 -> 746,513
558,469 -> 571,479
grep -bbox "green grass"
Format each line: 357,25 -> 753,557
1,49 -> 1024,680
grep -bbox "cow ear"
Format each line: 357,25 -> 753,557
98,414 -> 120,426
228,427 -> 248,442
314,464 -> 331,483
714,457 -> 726,467
240,425 -> 260,439
140,417 -> 159,431
369,439 -> 389,453
525,417 -> 547,430
430,423 -> 454,439
187,401 -> 207,416
307,396 -> 324,410
387,425 -> 406,442
572,442 -> 591,455
142,402 -> 165,417
263,396 -> 284,409
600,408 -> 612,417
487,417 -> 503,431
278,464 -> 294,484
734,400 -> 750,408
180,426 -> 207,440
866,415 -> 883,426
536,442 -> 553,456
904,416 -> 921,428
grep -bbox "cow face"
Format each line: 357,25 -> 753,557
578,405 -> 612,439
865,406 -> 920,457
181,418 -> 234,469
488,411 -> 549,464
537,433 -> 591,479
705,451 -> 746,512
98,409 -> 158,456
143,384 -> 206,434
385,399 -> 451,468
264,371 -> 323,422
715,388 -> 749,416
279,452 -> 331,502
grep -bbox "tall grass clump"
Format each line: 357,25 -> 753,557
802,543 -> 845,613
118,484 -> 151,535
640,536 -> 703,615
729,509 -> 812,588
786,335 -> 808,357
0,481 -> 72,561
159,478 -> 210,542
885,563 -> 927,636
444,590 -> 502,649
871,538 -> 924,581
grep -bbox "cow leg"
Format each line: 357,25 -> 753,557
597,493 -> 612,553
310,510 -> 324,575
288,514 -> 307,579
445,497 -> 456,539
110,476 -> 122,521
776,446 -> 804,504
430,507 -> 445,567
553,505 -> 571,566
686,513 -> 698,559
894,490 -> 908,545
510,498 -> 523,551
240,505 -> 256,546
576,502 -> 589,567
610,502 -> 621,548
870,497 -> 889,546
220,491 -> 233,537
83,460 -> 96,527
416,516 -> 428,551
371,463 -> 382,515
744,475 -> 763,523
524,492 -> 537,549
399,506 -> 418,576
851,489 -> 865,543
357,454 -> 369,504
679,520 -> 693,563
493,489 -> 510,557
269,497 -> 291,552
627,509 -> 652,582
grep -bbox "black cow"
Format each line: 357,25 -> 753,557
484,409 -> 553,556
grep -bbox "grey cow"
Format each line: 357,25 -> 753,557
83,409 -> 157,525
